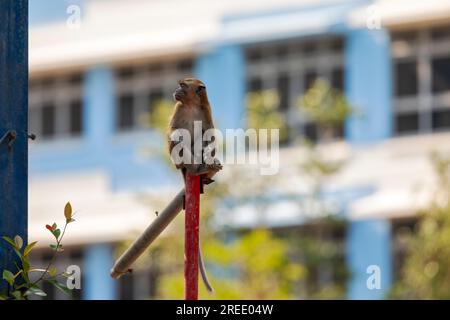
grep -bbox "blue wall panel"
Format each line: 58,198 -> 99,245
85,66 -> 115,154
29,0 -> 84,26
346,219 -> 392,299
195,45 -> 246,131
83,244 -> 117,300
345,28 -> 392,144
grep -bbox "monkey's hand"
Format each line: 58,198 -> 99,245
182,159 -> 222,176
205,158 -> 222,172
183,163 -> 212,175
203,142 -> 222,172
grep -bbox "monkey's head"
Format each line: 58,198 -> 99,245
173,78 -> 208,106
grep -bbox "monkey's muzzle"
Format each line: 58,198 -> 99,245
173,88 -> 185,101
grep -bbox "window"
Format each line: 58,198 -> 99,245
29,72 -> 84,141
331,68 -> 344,91
245,36 -> 346,143
304,71 -> 318,91
396,112 -> 419,134
115,58 -> 194,132
395,61 -> 417,97
433,109 -> 450,130
118,95 -> 134,130
69,100 -> 83,135
432,57 -> 450,93
248,78 -> 263,92
277,73 -> 289,111
392,25 -> 450,135
41,103 -> 56,138
148,90 -> 164,112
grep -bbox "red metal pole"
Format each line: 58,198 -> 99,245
184,173 -> 200,300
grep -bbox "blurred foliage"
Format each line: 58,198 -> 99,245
298,79 -> 352,142
297,79 -> 350,195
283,218 -> 349,299
389,152 -> 450,299
300,141 -> 346,195
1,202 -> 76,300
292,79 -> 351,297
158,229 -> 305,299
139,99 -> 175,166
246,90 -> 288,143
149,99 -> 173,134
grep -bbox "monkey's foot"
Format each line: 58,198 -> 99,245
184,164 -> 211,176
202,177 -> 215,185
206,162 -> 222,172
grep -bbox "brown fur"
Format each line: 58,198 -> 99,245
167,78 -> 221,178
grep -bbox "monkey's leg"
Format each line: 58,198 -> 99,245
183,163 -> 212,176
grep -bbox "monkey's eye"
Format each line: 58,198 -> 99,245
180,83 -> 188,89
196,86 -> 205,94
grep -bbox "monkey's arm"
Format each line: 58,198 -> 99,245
168,128 -> 215,176
201,123 -> 222,176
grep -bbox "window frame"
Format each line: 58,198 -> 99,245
114,58 -> 194,133
29,73 -> 84,141
392,26 -> 450,136
244,36 -> 346,144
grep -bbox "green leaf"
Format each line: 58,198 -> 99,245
49,267 -> 57,277
14,235 -> 23,250
29,268 -> 48,273
64,202 -> 73,222
50,244 -> 64,252
0,294 -> 7,300
24,241 -> 38,256
52,223 -> 57,230
11,290 -> 24,300
25,286 -> 47,297
2,236 -> 16,248
47,279 -> 72,296
2,270 -> 15,286
2,236 -> 22,259
21,258 -> 30,282
53,228 -> 61,240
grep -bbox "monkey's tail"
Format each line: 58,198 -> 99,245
199,248 -> 214,293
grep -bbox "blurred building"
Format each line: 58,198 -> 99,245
28,0 -> 450,299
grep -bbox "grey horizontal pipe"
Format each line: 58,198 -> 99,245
111,188 -> 185,279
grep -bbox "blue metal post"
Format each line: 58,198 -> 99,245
0,0 -> 28,294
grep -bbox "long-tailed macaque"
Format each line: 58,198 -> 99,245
168,78 -> 222,292
168,78 -> 222,183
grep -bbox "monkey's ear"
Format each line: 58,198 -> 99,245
196,85 -> 206,95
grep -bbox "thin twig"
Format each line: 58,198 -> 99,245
31,222 -> 68,286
